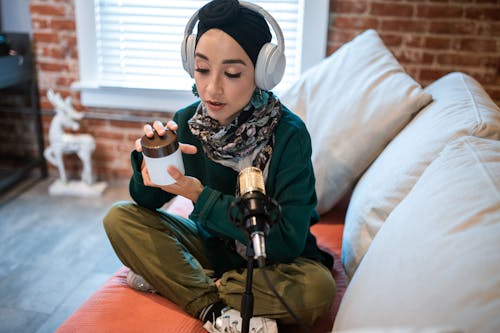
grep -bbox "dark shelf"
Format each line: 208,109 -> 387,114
0,32 -> 47,194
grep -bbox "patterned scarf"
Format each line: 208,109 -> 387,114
188,91 -> 282,174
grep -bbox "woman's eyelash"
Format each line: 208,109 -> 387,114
194,68 -> 241,78
195,68 -> 209,74
225,72 -> 241,78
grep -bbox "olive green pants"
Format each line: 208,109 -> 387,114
103,201 -> 335,325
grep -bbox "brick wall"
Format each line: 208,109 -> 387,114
30,0 -> 500,181
328,0 -> 500,101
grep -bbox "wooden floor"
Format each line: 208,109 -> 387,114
0,177 -> 127,333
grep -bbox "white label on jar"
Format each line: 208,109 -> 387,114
143,148 -> 185,185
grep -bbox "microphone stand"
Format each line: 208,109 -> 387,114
227,166 -> 282,333
241,245 -> 255,333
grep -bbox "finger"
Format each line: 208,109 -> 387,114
141,167 -> 150,185
153,120 -> 166,135
167,166 -> 184,183
166,120 -> 178,131
144,123 -> 154,137
168,165 -> 182,178
135,138 -> 142,152
180,143 -> 197,155
142,166 -> 155,187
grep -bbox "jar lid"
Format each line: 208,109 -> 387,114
141,130 -> 179,158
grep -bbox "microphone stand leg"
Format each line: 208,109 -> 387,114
241,248 -> 254,333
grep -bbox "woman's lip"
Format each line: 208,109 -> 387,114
206,100 -> 226,111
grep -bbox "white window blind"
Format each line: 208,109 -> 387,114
74,0 -> 329,111
95,0 -> 300,91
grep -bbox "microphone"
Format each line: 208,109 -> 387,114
229,167 -> 281,267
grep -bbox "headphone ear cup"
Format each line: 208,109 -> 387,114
181,34 -> 197,78
254,43 -> 286,91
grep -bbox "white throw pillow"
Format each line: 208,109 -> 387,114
280,29 -> 431,214
333,136 -> 500,333
342,72 -> 500,279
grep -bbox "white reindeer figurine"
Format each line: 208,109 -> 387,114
44,89 -> 96,185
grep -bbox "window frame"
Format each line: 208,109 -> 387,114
73,0 -> 329,112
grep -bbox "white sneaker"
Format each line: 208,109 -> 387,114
126,269 -> 156,293
203,308 -> 278,333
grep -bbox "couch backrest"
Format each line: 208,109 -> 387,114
334,135 -> 500,333
342,72 -> 500,279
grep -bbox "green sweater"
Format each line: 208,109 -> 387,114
129,101 -> 333,276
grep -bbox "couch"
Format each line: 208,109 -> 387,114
56,30 -> 500,333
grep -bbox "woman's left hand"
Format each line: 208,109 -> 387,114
157,165 -> 204,203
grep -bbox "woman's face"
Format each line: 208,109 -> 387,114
194,29 -> 256,125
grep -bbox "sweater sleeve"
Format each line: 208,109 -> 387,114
129,150 -> 174,210
263,123 -> 319,263
190,186 -> 249,244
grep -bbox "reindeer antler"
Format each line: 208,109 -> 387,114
47,89 -> 84,120
47,89 -> 66,111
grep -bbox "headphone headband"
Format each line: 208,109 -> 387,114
184,1 -> 285,54
240,2 -> 285,54
181,0 -> 286,90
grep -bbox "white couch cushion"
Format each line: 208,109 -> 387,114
280,29 -> 431,214
342,72 -> 500,278
333,136 -> 500,333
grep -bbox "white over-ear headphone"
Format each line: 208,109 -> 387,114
181,1 -> 286,91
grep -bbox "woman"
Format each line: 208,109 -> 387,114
103,1 -> 335,332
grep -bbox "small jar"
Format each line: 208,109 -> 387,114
141,130 -> 185,185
